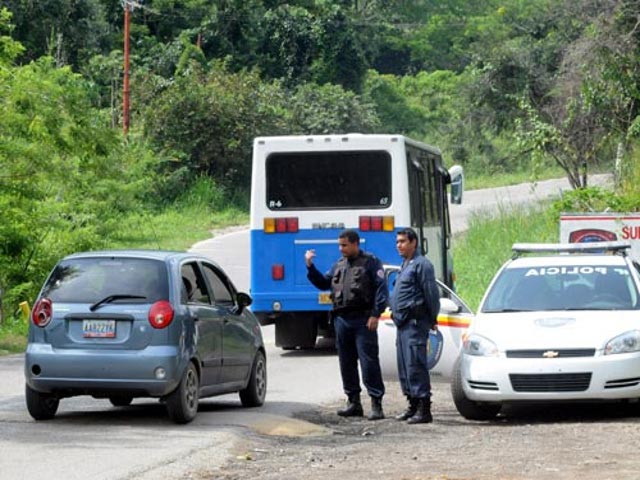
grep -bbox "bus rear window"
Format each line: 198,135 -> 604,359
266,151 -> 391,209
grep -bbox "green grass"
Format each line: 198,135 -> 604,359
0,317 -> 28,355
464,165 -> 568,190
109,205 -> 249,251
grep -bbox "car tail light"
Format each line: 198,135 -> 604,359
31,298 -> 53,327
264,217 -> 299,233
371,216 -> 383,231
148,300 -> 174,329
382,216 -> 395,231
272,264 -> 284,280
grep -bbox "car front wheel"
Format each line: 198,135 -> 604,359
451,358 -> 501,421
25,384 -> 59,420
166,362 -> 199,424
239,350 -> 267,407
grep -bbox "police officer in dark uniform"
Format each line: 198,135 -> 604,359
305,229 -> 387,420
389,228 -> 440,424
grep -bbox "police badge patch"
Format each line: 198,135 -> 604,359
426,329 -> 444,370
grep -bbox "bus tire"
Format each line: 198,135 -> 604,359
275,314 -> 318,350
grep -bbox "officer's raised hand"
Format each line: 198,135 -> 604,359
304,249 -> 316,267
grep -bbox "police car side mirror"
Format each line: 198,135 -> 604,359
439,298 -> 461,314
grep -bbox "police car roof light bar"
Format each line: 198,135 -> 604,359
511,241 -> 631,258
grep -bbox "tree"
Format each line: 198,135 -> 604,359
256,5 -> 316,86
289,81 -> 381,134
2,0 -> 110,67
581,0 -> 640,184
141,63 -> 289,197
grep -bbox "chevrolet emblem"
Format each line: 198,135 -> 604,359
542,350 -> 559,358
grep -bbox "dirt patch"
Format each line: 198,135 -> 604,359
188,380 -> 640,480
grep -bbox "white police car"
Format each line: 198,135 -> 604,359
452,241 -> 640,420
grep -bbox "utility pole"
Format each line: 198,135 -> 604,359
122,0 -> 141,136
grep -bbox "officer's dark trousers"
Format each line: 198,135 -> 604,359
396,318 -> 431,399
334,314 -> 385,399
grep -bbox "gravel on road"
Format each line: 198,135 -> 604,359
182,379 -> 640,480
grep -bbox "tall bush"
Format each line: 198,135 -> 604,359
0,57 -> 155,320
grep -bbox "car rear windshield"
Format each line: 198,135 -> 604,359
482,264 -> 640,312
41,257 -> 169,304
266,150 -> 391,210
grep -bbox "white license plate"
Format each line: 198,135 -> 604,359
318,293 -> 332,305
82,319 -> 116,338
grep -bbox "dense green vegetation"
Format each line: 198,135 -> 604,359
2,0 -> 640,330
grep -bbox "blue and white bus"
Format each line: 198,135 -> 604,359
250,134 -> 463,349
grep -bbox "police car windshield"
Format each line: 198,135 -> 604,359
266,150 -> 391,210
481,264 -> 640,313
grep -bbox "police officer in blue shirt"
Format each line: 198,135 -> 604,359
305,229 -> 387,420
389,228 -> 440,424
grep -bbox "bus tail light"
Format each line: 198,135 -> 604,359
272,264 -> 284,280
359,216 -> 394,232
264,217 -> 299,233
264,218 -> 276,233
359,216 -> 371,231
32,298 -> 53,327
148,300 -> 174,329
286,217 -> 299,232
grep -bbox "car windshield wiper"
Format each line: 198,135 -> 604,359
90,294 -> 147,311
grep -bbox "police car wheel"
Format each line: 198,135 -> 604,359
451,358 -> 501,421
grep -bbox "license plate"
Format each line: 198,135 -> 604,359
318,292 -> 332,305
82,319 -> 116,338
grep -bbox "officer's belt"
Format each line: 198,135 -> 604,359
332,305 -> 372,317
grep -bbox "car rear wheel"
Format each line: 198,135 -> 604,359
109,395 -> 133,407
239,350 -> 267,407
166,362 -> 199,424
25,384 -> 59,420
451,358 -> 501,421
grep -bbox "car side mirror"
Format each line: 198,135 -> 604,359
235,292 -> 253,313
440,297 -> 461,314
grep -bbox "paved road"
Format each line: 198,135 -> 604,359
0,174 -> 611,480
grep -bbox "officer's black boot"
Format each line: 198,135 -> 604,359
395,396 -> 418,421
337,394 -> 364,417
407,398 -> 433,424
367,396 -> 385,421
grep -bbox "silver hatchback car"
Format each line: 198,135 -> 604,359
25,250 -> 267,423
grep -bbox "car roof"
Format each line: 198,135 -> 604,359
61,250 -> 208,263
506,253 -> 629,269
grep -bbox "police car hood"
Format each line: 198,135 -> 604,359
470,310 -> 640,350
